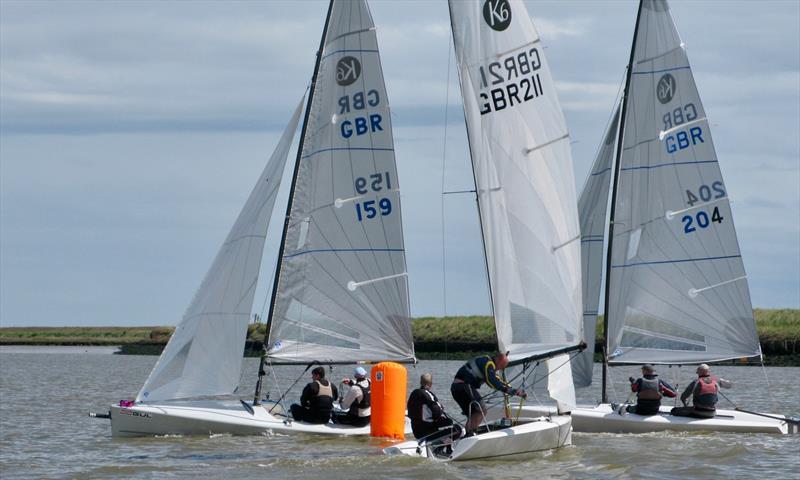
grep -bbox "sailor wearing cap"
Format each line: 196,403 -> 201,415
332,366 -> 371,427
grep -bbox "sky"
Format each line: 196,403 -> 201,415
1,0 -> 798,327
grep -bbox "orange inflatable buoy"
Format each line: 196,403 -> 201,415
369,362 -> 407,439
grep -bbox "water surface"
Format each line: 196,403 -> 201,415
1,348 -> 797,479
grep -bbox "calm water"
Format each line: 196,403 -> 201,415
1,346 -> 798,479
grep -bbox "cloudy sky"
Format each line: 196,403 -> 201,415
1,0 -> 798,327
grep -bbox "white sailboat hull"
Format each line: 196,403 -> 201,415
383,415 -> 571,462
515,404 -> 794,435
110,400 -> 406,438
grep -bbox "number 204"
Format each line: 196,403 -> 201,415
682,207 -> 723,234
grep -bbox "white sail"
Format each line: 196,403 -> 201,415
572,104 -> 621,387
449,0 -> 582,405
266,0 -> 414,364
606,0 -> 760,365
137,99 -> 305,402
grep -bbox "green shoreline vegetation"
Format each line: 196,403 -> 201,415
1,309 -> 798,364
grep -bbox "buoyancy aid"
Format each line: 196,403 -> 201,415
455,355 -> 492,388
637,377 -> 663,401
692,376 -> 719,410
348,379 -> 371,417
310,380 -> 334,413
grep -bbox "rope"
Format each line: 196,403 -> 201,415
759,356 -> 778,412
439,30 -> 453,360
268,362 -> 318,414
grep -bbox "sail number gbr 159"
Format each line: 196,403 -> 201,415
354,172 -> 392,222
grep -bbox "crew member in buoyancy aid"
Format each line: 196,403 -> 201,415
671,364 -> 733,418
332,366 -> 371,427
290,366 -> 338,424
451,352 -> 527,435
621,364 -> 676,415
407,373 -> 455,439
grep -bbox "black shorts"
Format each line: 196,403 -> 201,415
451,382 -> 485,416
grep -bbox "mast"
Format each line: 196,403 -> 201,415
601,0 -> 644,404
253,0 -> 335,406
446,1 -> 498,347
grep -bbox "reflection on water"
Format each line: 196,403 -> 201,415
0,349 -> 798,479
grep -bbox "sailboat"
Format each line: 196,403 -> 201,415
521,0 -> 799,435
384,0 -> 586,461
103,0 -> 416,437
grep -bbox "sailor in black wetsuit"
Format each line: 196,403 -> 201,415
451,352 -> 527,434
290,366 -> 338,424
407,373 -> 454,439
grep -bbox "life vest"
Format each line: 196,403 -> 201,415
456,355 -> 491,388
310,380 -> 334,413
692,376 -> 719,410
347,379 -> 371,417
637,377 -> 662,401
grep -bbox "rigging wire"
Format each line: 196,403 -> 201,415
438,24 -> 454,359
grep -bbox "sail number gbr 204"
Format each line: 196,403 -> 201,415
681,181 -> 725,234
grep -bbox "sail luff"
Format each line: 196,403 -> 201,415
601,0 -> 645,403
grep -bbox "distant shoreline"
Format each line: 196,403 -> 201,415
1,309 -> 798,364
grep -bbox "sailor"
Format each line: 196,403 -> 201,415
290,366 -> 338,424
332,366 -> 371,427
622,364 -> 676,415
407,373 -> 455,439
450,351 -> 527,435
671,364 -> 732,418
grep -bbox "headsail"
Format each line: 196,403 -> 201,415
449,0 -> 582,408
572,104 -> 621,387
266,0 -> 415,364
606,0 -> 760,365
137,98 -> 305,402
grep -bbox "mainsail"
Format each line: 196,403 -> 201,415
571,104 -> 621,388
449,0 -> 583,408
605,0 -> 760,365
137,99 -> 305,403
265,0 -> 415,364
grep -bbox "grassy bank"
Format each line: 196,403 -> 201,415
2,309 -> 798,363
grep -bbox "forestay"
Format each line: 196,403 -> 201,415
137,99 -> 305,403
266,0 -> 414,364
572,104 -> 621,387
606,0 -> 760,365
449,0 -> 582,407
